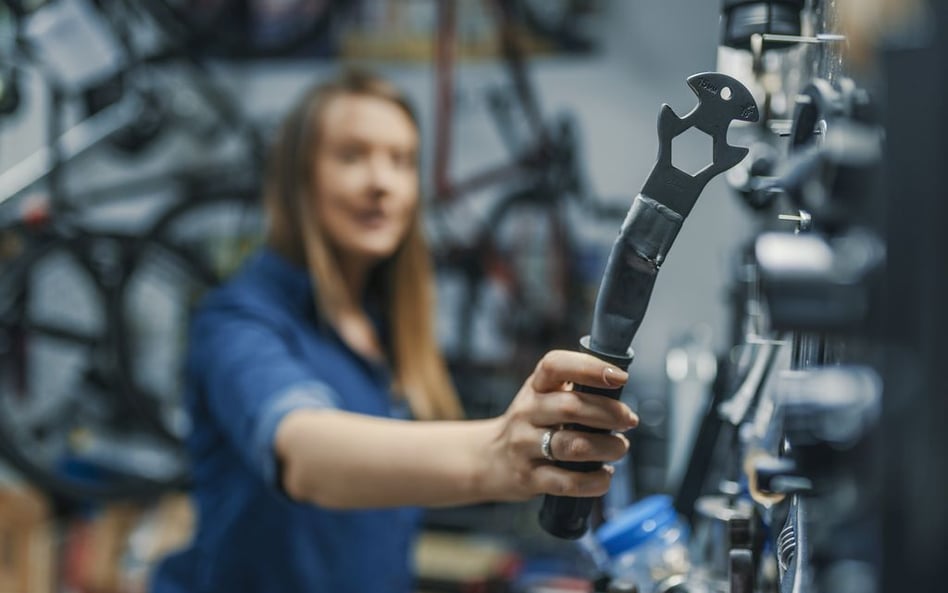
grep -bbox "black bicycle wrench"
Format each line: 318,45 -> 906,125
540,72 -> 759,539
643,72 -> 760,217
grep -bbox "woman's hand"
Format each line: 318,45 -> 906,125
479,350 -> 639,502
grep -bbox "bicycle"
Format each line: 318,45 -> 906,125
426,0 -> 628,418
0,0 -> 266,500
0,198 -> 194,500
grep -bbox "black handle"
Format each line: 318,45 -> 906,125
538,338 -> 633,539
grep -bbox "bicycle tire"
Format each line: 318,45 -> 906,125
115,189 -> 264,442
486,186 -> 579,350
440,185 -> 577,389
147,0 -> 341,59
0,228 -> 189,501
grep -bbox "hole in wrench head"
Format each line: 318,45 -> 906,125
671,127 -> 715,177
721,86 -> 733,101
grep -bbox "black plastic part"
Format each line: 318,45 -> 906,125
728,143 -> 781,212
538,337 -> 633,540
721,1 -> 805,50
729,548 -> 755,593
538,492 -> 598,540
0,67 -> 20,115
754,456 -> 799,494
781,78 -> 880,232
755,231 -> 883,333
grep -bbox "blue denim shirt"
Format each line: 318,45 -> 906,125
151,248 -> 422,593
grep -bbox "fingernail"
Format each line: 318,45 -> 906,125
626,411 -> 639,428
603,464 -> 615,475
602,366 -> 628,387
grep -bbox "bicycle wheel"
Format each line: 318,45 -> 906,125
148,0 -> 340,59
437,184 -> 589,419
441,185 -> 577,383
116,190 -> 264,442
0,228 -> 188,501
484,186 -> 577,356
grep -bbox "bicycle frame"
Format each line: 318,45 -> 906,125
432,0 -> 556,204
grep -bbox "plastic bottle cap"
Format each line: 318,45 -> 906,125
595,495 -> 679,558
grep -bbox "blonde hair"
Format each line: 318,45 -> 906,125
263,69 -> 463,421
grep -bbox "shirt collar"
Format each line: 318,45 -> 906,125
254,247 -> 316,317
252,247 -> 392,379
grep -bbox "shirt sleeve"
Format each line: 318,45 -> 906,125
188,300 -> 340,489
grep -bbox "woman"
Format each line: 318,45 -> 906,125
152,69 -> 637,593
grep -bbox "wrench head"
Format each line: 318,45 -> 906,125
642,72 -> 759,217
686,72 -> 759,128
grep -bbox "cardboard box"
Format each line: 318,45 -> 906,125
0,487 -> 54,593
414,531 -> 520,593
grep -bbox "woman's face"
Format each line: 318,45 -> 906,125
311,93 -> 420,267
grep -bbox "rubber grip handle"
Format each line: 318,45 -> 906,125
538,337 -> 633,539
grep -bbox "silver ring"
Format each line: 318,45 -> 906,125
541,427 -> 559,462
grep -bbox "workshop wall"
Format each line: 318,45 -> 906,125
224,0 -> 754,396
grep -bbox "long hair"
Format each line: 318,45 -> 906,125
263,69 -> 463,421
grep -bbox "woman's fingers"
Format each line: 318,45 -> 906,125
537,427 -> 629,463
492,349 -> 641,500
531,350 -> 629,393
531,389 -> 638,431
531,463 -> 617,498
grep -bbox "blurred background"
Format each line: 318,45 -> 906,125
0,0 -> 943,592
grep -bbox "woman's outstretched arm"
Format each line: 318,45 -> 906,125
275,350 -> 638,509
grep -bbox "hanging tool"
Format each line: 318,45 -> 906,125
539,72 -> 759,539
